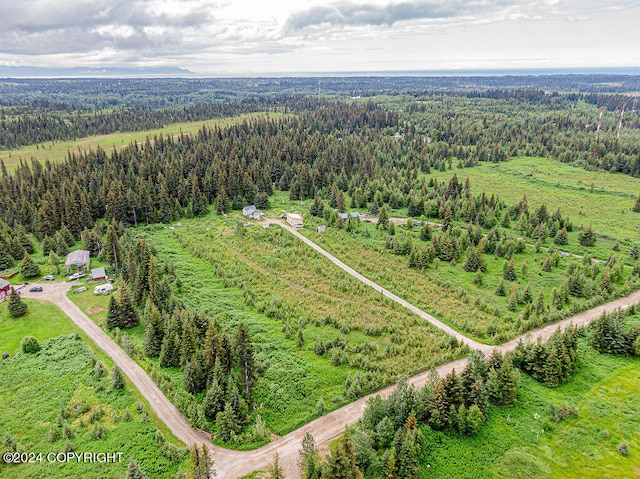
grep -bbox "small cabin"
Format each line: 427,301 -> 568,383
242,205 -> 264,221
90,267 -> 107,281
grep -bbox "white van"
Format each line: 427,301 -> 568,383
94,284 -> 114,295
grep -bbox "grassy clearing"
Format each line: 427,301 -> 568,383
0,335 -> 188,479
420,339 -> 640,479
428,156 -> 640,243
108,215 -> 465,437
0,299 -> 76,353
298,216 -> 638,343
0,112 -> 284,170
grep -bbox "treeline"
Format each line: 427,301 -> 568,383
0,98 -> 276,149
0,101 -> 397,241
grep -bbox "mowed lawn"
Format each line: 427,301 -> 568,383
0,299 -> 76,353
429,156 -> 640,241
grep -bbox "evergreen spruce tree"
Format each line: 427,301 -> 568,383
105,295 -> 120,330
234,324 -> 256,401
0,241 -> 14,270
378,206 -> 389,230
216,402 -> 240,441
189,444 -> 214,479
110,365 -> 125,389
54,231 -> 69,257
632,192 -> 640,213
117,282 -> 138,328
125,459 -> 147,479
203,379 -> 225,419
299,432 -> 323,479
503,258 -> 517,281
310,196 -> 325,217
553,226 -> 568,245
325,426 -> 363,479
20,252 -> 41,278
495,278 -> 506,296
159,312 -> 182,368
578,224 -> 597,246
267,453 -> 285,479
8,288 -> 27,317
143,301 -> 164,357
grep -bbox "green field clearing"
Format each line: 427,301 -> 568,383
298,215 -> 638,343
429,156 -> 640,242
0,335 -> 188,479
0,112 -> 284,170
0,299 -> 76,353
89,215 -> 465,438
416,339 -> 640,479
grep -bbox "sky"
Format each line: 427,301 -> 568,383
1,0 -> 639,74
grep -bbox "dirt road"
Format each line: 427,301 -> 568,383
22,236 -> 640,479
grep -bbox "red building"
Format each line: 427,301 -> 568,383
0,279 -> 11,300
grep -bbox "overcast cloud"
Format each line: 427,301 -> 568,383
0,0 -> 638,74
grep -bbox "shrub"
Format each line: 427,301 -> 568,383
617,441 -> 630,456
20,336 -> 40,354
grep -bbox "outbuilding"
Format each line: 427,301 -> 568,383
284,213 -> 304,228
65,250 -> 90,271
90,267 -> 107,281
0,278 -> 10,300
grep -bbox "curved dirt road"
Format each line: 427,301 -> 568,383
22,237 -> 640,479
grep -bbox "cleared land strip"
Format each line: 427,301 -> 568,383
22,240 -> 640,478
266,220 -> 494,355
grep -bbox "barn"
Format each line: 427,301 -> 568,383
0,279 -> 10,300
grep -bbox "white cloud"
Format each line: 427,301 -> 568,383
0,0 -> 638,73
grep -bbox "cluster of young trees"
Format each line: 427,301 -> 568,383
301,349 -> 521,479
589,307 -> 640,356
504,197 -> 575,245
511,327 -> 579,387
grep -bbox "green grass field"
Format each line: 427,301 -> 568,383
0,112 -> 285,171
417,338 -> 640,479
429,156 -> 640,243
0,299 -> 76,353
0,335 -> 188,479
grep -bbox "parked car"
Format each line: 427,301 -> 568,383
43,275 -> 55,281
29,286 -> 43,292
68,273 -> 86,281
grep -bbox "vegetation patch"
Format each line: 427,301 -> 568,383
0,335 -> 188,478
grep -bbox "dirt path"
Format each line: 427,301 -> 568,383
22,237 -> 640,479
